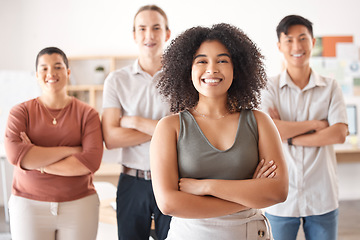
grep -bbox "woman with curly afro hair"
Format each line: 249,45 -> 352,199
150,23 -> 288,239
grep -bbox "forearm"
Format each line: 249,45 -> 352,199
21,145 -> 80,170
273,119 -> 325,141
157,189 -> 248,219
124,116 -> 159,136
203,178 -> 288,209
166,161 -> 283,218
292,123 -> 348,147
103,127 -> 151,149
43,156 -> 91,176
102,109 -> 153,149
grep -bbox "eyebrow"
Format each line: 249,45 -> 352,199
285,33 -> 308,38
194,53 -> 231,59
39,62 -> 63,67
138,24 -> 161,28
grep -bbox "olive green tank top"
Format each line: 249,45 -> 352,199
177,110 -> 259,180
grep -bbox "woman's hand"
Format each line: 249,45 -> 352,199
252,159 -> 276,179
20,132 -> 32,144
179,178 -> 207,196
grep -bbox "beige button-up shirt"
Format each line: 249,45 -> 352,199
261,70 -> 347,217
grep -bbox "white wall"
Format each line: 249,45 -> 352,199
1,0 -> 360,205
1,0 -> 360,76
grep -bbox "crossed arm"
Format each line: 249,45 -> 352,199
102,108 -> 158,149
268,107 -> 348,146
150,111 -> 288,219
20,133 -> 90,176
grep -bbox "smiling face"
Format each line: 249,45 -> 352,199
36,53 -> 70,94
278,24 -> 315,70
191,40 -> 234,100
133,10 -> 171,58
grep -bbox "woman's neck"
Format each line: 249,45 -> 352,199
39,93 -> 71,109
195,96 -> 229,118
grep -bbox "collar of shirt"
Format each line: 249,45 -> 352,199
131,59 -> 162,80
132,59 -> 142,75
279,69 -> 327,91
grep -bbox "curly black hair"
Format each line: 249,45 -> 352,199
157,23 -> 267,113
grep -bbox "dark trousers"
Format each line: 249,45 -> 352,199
116,173 -> 171,240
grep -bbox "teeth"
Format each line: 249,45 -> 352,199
292,53 -> 303,57
46,79 -> 57,83
203,79 -> 220,83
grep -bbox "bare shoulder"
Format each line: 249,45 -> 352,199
252,109 -> 272,124
252,110 -> 280,138
157,113 -> 180,131
159,113 -> 180,124
153,113 -> 180,145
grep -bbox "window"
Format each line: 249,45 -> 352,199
346,104 -> 357,135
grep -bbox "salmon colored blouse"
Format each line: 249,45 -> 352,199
4,97 -> 103,202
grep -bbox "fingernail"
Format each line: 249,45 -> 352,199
269,160 -> 274,164
272,165 -> 276,169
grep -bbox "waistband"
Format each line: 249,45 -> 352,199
169,209 -> 273,239
122,165 -> 151,180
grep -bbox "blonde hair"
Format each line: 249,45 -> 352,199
133,5 -> 169,31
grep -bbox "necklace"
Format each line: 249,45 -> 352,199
193,107 -> 230,120
40,98 -> 70,125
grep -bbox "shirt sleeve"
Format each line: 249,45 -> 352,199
4,103 -> 34,168
72,107 -> 103,174
260,77 -> 277,115
102,71 -> 122,110
328,79 -> 348,126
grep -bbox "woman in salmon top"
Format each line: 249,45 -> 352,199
4,47 -> 103,240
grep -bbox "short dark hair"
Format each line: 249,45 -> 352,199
133,5 -> 169,31
35,47 -> 69,71
157,23 -> 267,113
276,15 -> 313,40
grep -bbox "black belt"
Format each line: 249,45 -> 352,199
122,165 -> 151,180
